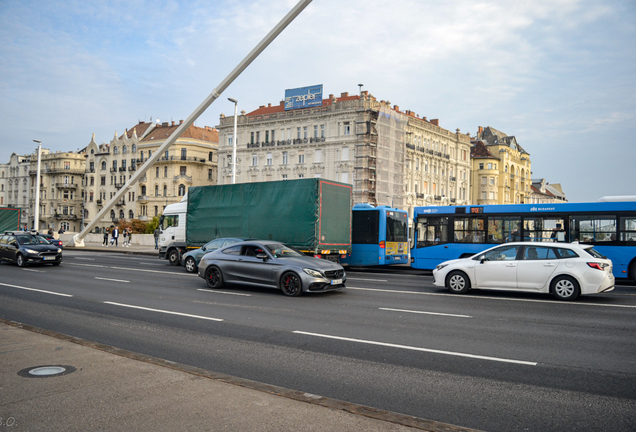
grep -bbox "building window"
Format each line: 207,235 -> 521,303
250,132 -> 254,144
101,176 -> 106,186
154,206 -> 158,216
112,161 -> 117,170
314,125 -> 318,138
156,167 -> 160,178
282,174 -> 288,181
271,129 -> 275,141
266,153 -> 272,166
163,185 -> 167,197
155,185 -> 159,196
178,184 -> 186,196
481,176 -> 487,185
208,169 -> 212,180
343,122 -> 350,135
122,145 -> 127,154
490,177 -> 495,185
303,126 -> 307,139
113,146 -> 118,155
341,172 -> 349,183
341,147 -> 349,161
180,166 -> 186,176
298,154 -> 304,164
252,154 -> 258,166
282,151 -> 288,165
181,148 -> 187,160
164,166 -> 168,177
265,130 -> 269,143
321,125 -> 325,138
479,163 -> 484,170
315,149 -> 322,163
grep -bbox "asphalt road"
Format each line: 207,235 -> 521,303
1,250 -> 635,432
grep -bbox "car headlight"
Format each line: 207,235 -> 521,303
435,263 -> 449,271
57,248 -> 62,253
25,248 -> 38,254
303,268 -> 323,278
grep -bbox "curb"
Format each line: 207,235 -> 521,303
1,318 -> 482,432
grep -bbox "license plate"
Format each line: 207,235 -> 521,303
331,279 -> 342,285
394,256 -> 401,260
43,256 -> 55,261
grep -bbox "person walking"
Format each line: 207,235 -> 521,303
112,226 -> 119,247
48,227 -> 54,235
127,228 -> 133,247
154,227 -> 160,250
122,228 -> 128,246
102,227 -> 109,246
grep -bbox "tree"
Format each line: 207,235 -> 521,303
145,216 -> 160,234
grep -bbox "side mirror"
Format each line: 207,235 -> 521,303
256,253 -> 268,261
479,255 -> 486,263
201,247 -> 207,252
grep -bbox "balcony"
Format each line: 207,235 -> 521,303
54,214 -> 78,220
55,183 -> 78,189
137,215 -> 148,221
119,167 -> 127,172
86,167 -> 95,173
137,195 -> 149,203
96,199 -> 102,205
114,183 -> 125,189
139,175 -> 148,183
115,199 -> 125,207
128,166 -> 136,172
110,167 -> 117,173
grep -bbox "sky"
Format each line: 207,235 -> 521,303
1,0 -> 634,203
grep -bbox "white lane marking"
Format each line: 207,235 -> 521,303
379,307 -> 472,318
197,289 -> 252,297
293,331 -> 537,366
347,278 -> 388,282
348,287 -> 636,309
66,262 -> 196,276
74,257 -> 95,261
22,269 -> 44,273
0,282 -> 73,297
95,277 -> 130,283
103,301 -> 223,321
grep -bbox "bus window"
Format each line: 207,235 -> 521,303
569,215 -> 616,243
524,217 -> 565,242
620,217 -> 636,242
386,211 -> 408,243
454,217 -> 485,243
416,217 -> 448,247
488,217 -> 521,244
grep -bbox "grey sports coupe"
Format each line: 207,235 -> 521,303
198,240 -> 346,296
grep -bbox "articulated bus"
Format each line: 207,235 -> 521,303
341,204 -> 409,266
411,201 -> 636,282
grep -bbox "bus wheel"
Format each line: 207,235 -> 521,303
630,261 -> 636,284
551,275 -> 580,301
446,271 -> 470,294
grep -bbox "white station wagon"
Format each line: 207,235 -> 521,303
432,242 -> 614,300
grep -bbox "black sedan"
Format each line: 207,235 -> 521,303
0,231 -> 63,267
198,240 -> 346,296
38,233 -> 64,248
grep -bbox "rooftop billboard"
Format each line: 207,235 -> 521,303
284,85 -> 323,110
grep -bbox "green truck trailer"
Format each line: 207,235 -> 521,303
158,179 -> 353,264
0,207 -> 21,233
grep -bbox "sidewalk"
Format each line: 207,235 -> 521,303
65,241 -> 158,256
0,320 -> 478,431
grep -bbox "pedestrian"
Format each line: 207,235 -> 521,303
154,227 -> 160,250
112,226 -> 119,247
122,228 -> 128,246
127,228 -> 133,247
58,226 -> 65,235
102,227 -> 109,246
23,224 -> 28,231
48,227 -> 53,235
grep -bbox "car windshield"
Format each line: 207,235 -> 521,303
16,235 -> 41,245
264,243 -> 304,258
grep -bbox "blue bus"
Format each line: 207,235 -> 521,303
411,201 -> 636,282
341,204 -> 409,266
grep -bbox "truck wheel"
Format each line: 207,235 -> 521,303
280,272 -> 302,296
205,266 -> 224,289
168,249 -> 180,266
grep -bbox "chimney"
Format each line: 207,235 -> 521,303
423,116 -> 427,121
430,119 -> 439,126
394,105 -> 399,111
268,103 -> 271,107
180,120 -> 184,124
172,121 -> 175,126
341,92 -> 349,97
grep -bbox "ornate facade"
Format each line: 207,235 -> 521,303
216,90 -> 471,217
82,120 -> 219,232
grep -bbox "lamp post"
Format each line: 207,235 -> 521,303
228,98 -> 238,184
32,139 -> 42,231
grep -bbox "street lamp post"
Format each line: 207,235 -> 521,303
228,98 -> 238,184
32,139 -> 42,231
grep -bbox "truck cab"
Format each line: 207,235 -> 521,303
158,195 -> 187,265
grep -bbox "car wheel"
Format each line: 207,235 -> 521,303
16,254 -> 26,267
446,271 -> 470,294
168,249 -> 180,266
551,275 -> 580,301
280,272 -> 302,296
205,266 -> 224,289
52,262 -> 61,266
184,257 -> 197,273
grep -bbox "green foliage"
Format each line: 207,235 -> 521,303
145,216 -> 160,234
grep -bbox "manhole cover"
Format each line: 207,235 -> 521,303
18,365 -> 76,378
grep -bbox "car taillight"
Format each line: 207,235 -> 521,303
379,241 -> 385,249
587,262 -> 608,270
